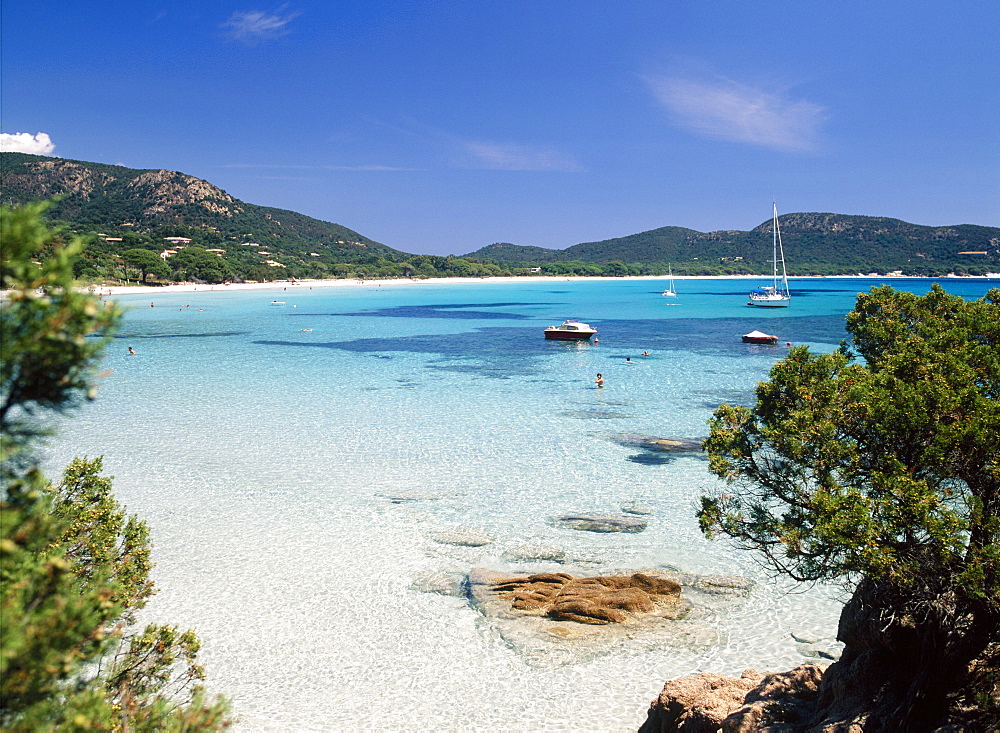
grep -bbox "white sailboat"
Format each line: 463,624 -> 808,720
748,203 -> 790,307
661,265 -> 677,297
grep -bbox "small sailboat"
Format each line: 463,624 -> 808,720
748,203 -> 790,307
662,265 -> 677,297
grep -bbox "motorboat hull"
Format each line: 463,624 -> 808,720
544,320 -> 597,340
545,329 -> 596,340
742,330 -> 779,344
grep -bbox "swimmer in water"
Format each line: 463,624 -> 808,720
625,357 -> 634,364
595,373 -> 604,387
128,347 -> 136,355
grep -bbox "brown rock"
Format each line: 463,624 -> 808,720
723,665 -> 824,732
493,572 -> 685,625
639,670 -> 763,733
640,666 -> 829,733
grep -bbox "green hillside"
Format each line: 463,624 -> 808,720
466,215 -> 1000,276
1,152 -> 523,282
4,151 -> 998,282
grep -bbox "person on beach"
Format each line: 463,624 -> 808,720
595,373 -> 604,387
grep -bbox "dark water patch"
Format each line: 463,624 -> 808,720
296,303 -> 546,321
257,326 -> 558,378
584,314 -> 847,354
627,452 -> 677,465
254,311 -> 846,380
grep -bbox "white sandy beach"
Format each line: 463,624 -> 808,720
90,272 -> 999,298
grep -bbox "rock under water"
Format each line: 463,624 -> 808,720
465,568 -> 722,667
547,514 -> 648,533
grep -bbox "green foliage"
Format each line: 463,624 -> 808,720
1,202 -> 121,462
122,248 -> 170,283
1,203 -> 229,729
52,457 -> 155,617
168,246 -> 233,284
702,284 -> 999,596
700,284 -> 1000,725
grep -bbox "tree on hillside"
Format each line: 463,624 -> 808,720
1,202 -> 230,729
169,246 -> 233,283
122,247 -> 171,283
701,284 -> 999,730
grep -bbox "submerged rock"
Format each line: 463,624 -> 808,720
548,514 -> 648,533
502,544 -> 567,562
620,500 -> 655,515
609,433 -> 704,453
608,433 -> 705,467
428,529 -> 494,547
467,568 -> 716,667
410,571 -> 466,597
490,571 -> 689,625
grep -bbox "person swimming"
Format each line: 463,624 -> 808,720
625,357 -> 634,363
595,373 -> 604,387
128,347 -> 136,355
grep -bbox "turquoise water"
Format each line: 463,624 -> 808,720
46,277 -> 997,731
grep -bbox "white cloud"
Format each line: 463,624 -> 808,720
646,75 -> 826,153
222,8 -> 299,43
463,141 -> 584,172
0,132 -> 55,155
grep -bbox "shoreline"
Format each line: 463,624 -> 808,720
88,272 -> 999,297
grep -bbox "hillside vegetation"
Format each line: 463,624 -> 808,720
3,152 -> 998,283
468,216 -> 1000,276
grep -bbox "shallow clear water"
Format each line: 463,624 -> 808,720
46,277 -> 997,731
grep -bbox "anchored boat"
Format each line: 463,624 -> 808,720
544,320 -> 597,340
749,203 -> 790,307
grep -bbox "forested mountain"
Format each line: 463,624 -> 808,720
3,151 -> 998,282
466,215 -> 1000,276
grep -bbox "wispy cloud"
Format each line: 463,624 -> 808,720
0,132 -> 55,155
222,7 -> 299,44
646,75 -> 826,153
461,141 -> 584,172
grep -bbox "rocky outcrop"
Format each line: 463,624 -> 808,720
13,159 -> 114,200
639,670 -> 763,733
639,579 -> 999,730
639,666 -> 824,733
126,170 -> 242,218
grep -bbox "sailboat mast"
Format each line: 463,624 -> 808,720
771,202 -> 779,288
774,203 -> 789,295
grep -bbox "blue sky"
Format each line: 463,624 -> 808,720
3,1 -> 998,255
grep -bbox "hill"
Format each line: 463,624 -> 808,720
466,215 -> 1000,276
4,151 -> 998,281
